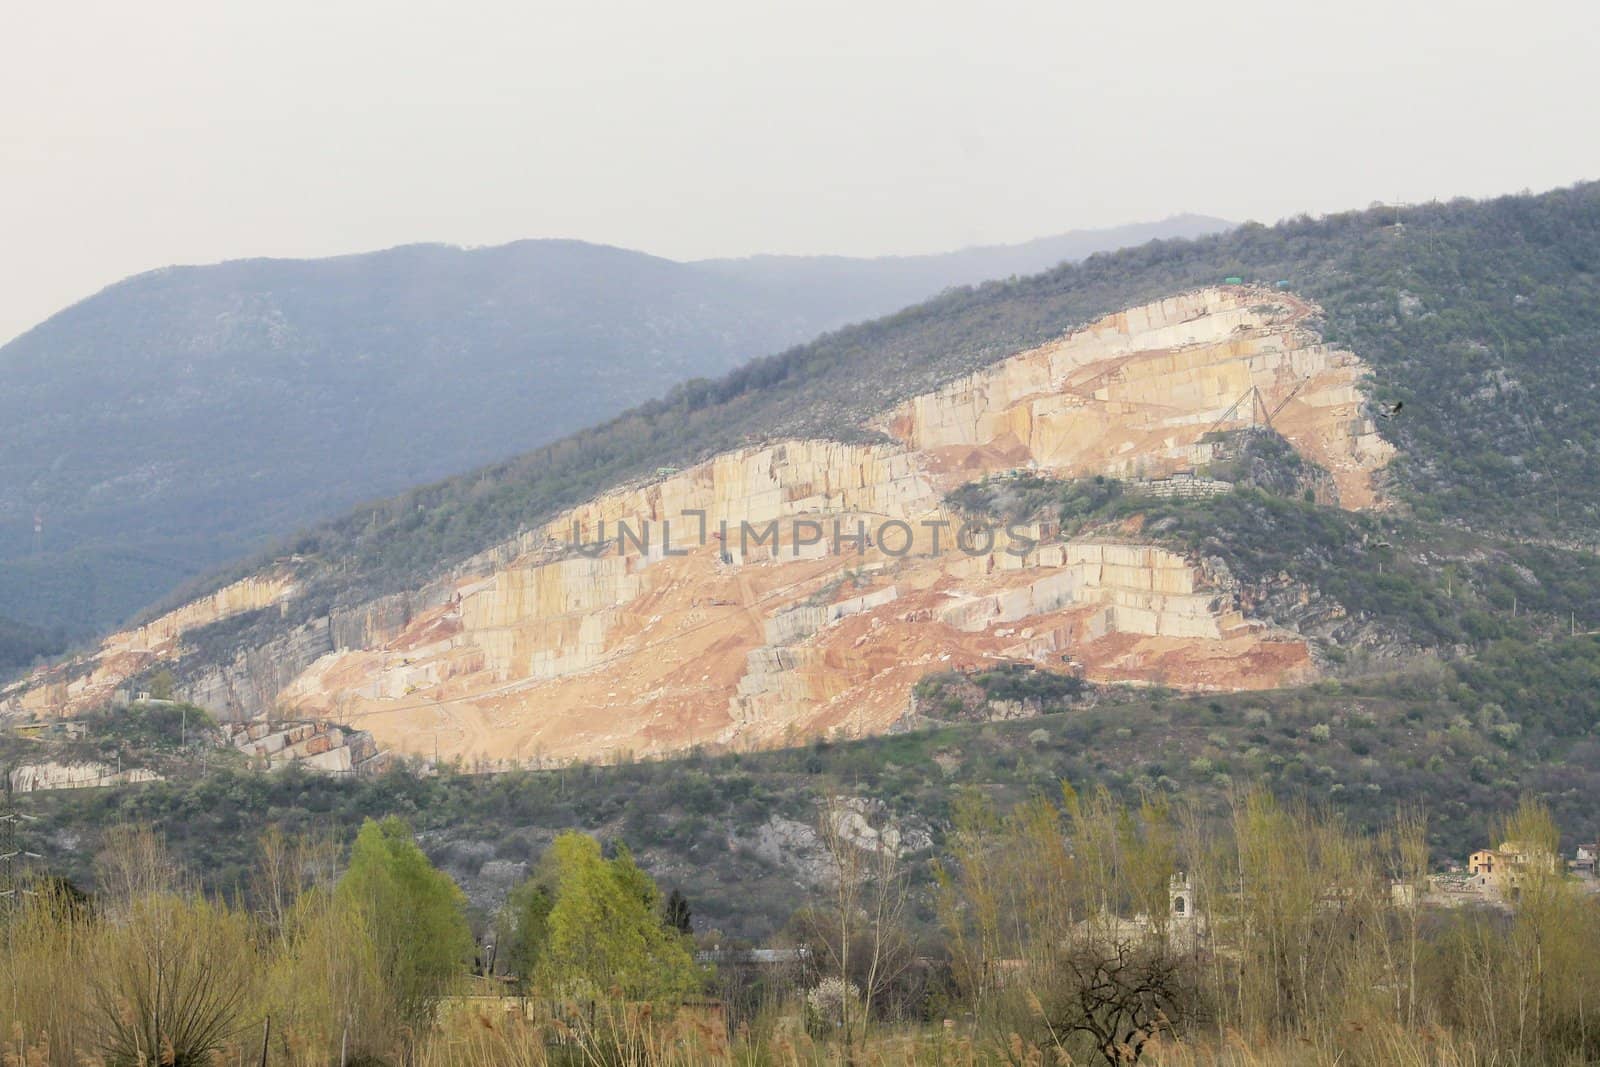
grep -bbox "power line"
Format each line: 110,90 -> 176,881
0,800 -> 40,907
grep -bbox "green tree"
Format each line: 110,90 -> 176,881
336,817 -> 471,1021
536,832 -> 701,1001
664,888 -> 693,935
147,668 -> 176,701
500,880 -> 555,989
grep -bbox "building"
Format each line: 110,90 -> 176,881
1467,848 -> 1502,877
1170,872 -> 1196,921
1468,841 -> 1559,898
1067,873 -> 1208,954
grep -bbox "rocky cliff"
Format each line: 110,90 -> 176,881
3,287 -> 1388,765
2,571 -> 295,719
881,289 -> 1390,507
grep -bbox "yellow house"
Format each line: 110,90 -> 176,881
1468,841 -> 1558,897
1468,848 -> 1503,877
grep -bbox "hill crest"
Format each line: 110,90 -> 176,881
0,218 -> 1231,636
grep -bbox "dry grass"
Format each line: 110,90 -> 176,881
9,803 -> 1600,1066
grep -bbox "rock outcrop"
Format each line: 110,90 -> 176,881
1,571 -> 296,720
881,289 -> 1391,506
225,720 -> 385,775
8,761 -> 161,792
4,287 -> 1388,766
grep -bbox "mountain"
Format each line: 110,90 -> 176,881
7,184 -> 1599,768
692,213 -> 1232,328
0,614 -> 65,676
0,215 -> 1230,638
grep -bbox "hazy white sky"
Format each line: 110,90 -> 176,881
2,0 -> 1595,344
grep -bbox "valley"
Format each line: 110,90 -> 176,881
10,11 -> 1600,1061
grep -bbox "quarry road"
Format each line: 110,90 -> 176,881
736,570 -> 764,638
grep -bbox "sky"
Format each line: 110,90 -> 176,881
2,0 -> 1596,345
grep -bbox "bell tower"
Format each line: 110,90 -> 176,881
1170,872 -> 1194,920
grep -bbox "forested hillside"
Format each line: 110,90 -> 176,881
0,614 -> 65,675
157,183 -> 1600,676
0,217 -> 1224,636
20,634 -> 1600,941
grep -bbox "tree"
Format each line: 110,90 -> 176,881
536,833 -> 701,1001
934,789 -> 1007,1010
664,888 -> 693,935
94,825 -> 177,920
500,879 -> 555,989
90,894 -> 256,1067
799,796 -> 912,1054
336,817 -> 471,1022
252,826 -> 336,934
147,668 -> 176,701
1036,937 -> 1193,1066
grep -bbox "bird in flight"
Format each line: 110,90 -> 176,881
1377,401 -> 1403,419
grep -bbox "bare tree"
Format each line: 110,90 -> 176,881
802,795 -> 913,1056
94,825 -> 178,919
1384,806 -> 1430,1028
859,811 -> 913,1025
254,826 -> 299,933
1033,935 -> 1193,1066
252,826 -> 339,933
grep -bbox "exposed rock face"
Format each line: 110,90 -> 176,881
8,761 -> 161,792
1,571 -> 296,719
882,288 -> 1391,506
5,287 -> 1388,765
827,795 -> 933,856
225,720 -> 385,775
183,616 -> 339,722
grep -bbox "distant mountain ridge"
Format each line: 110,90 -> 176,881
0,215 -> 1230,637
10,184 -> 1600,748
692,214 -> 1232,326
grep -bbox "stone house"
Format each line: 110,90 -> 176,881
1468,841 -> 1559,898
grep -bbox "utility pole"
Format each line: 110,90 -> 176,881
0,795 -> 40,907
0,810 -> 15,906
